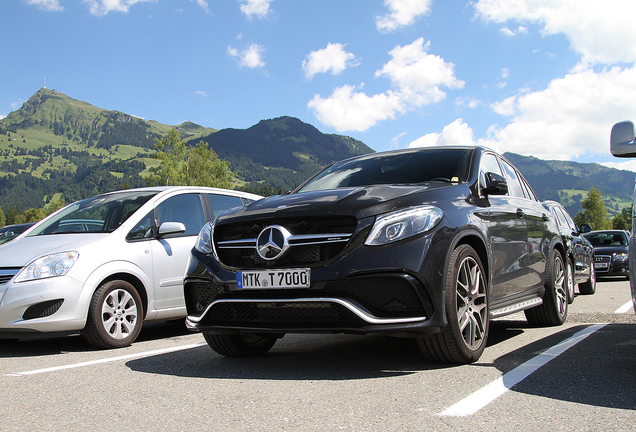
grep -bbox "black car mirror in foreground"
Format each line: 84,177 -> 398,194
610,120 -> 636,317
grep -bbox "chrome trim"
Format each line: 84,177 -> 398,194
187,297 -> 427,325
491,297 -> 543,318
217,233 -> 353,249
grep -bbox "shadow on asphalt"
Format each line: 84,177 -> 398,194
0,319 -> 191,358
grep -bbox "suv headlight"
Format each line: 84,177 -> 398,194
14,251 -> 79,283
365,206 -> 444,246
195,222 -> 214,254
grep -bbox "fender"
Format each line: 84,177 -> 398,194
76,260 -> 154,325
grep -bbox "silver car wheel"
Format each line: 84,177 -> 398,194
456,255 -> 488,350
554,255 -> 568,319
101,289 -> 139,340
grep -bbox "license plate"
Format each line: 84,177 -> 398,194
237,269 -> 310,289
595,262 -> 609,269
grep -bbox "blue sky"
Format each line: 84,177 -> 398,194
4,0 -> 636,171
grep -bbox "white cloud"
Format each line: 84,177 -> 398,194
23,0 -> 63,12
195,90 -> 207,98
238,0 -> 272,20
601,161 -> 636,172
374,37 -> 464,106
474,0 -> 636,65
409,119 -> 477,148
499,25 -> 528,37
389,131 -> 407,150
191,0 -> 210,14
308,85 -> 404,132
487,66 -> 636,160
491,95 -> 517,116
0,114 -> 5,120
456,97 -> 481,109
375,0 -> 432,33
82,0 -> 153,16
227,43 -> 266,68
302,43 -> 360,80
308,38 -> 463,132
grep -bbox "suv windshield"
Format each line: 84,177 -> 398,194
298,148 -> 471,193
28,190 -> 158,236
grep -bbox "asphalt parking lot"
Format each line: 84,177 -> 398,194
1,279 -> 635,431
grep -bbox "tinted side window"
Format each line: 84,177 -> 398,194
207,194 -> 243,219
560,208 -> 578,231
553,207 -> 568,229
499,159 -> 525,198
156,194 -> 206,236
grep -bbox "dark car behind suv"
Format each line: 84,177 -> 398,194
542,201 -> 596,301
184,146 -> 566,364
583,230 -> 630,280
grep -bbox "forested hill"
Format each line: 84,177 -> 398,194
505,153 -> 634,216
185,116 -> 374,194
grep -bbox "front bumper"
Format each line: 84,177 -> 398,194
0,275 -> 88,337
184,231 -> 449,337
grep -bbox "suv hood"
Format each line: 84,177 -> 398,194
0,234 -> 105,267
219,184 -> 467,223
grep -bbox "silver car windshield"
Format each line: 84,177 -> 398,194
28,190 -> 158,236
298,148 -> 471,193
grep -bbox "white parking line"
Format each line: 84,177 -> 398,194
438,323 -> 607,417
615,300 -> 634,314
4,342 -> 207,377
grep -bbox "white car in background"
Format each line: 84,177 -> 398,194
0,186 -> 261,348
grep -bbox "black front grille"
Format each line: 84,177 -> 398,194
323,275 -> 428,316
22,299 -> 64,320
214,216 -> 357,268
215,216 -> 357,241
185,280 -> 229,316
207,301 -> 362,328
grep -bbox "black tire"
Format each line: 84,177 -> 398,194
525,249 -> 568,326
566,258 -> 575,304
204,332 -> 278,357
83,280 -> 144,349
579,263 -> 596,295
417,244 -> 489,364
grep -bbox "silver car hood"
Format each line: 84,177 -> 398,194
0,234 -> 106,267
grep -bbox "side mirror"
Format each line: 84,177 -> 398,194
580,224 -> 592,233
158,221 -> 186,236
610,121 -> 636,157
483,172 -> 508,196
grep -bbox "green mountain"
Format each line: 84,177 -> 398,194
0,88 -> 633,219
185,116 -> 374,193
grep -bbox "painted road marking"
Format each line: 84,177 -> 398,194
439,323 -> 607,417
5,342 -> 207,377
615,300 -> 634,314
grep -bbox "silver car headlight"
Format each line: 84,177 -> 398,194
195,222 -> 214,254
14,251 -> 79,283
365,206 -> 444,246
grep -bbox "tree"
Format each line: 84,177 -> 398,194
573,188 -> 611,230
612,206 -> 633,230
0,205 -> 5,228
146,129 -> 235,188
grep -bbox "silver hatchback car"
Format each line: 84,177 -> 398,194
0,186 -> 261,348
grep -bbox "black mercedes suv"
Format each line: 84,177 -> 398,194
184,146 -> 566,364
